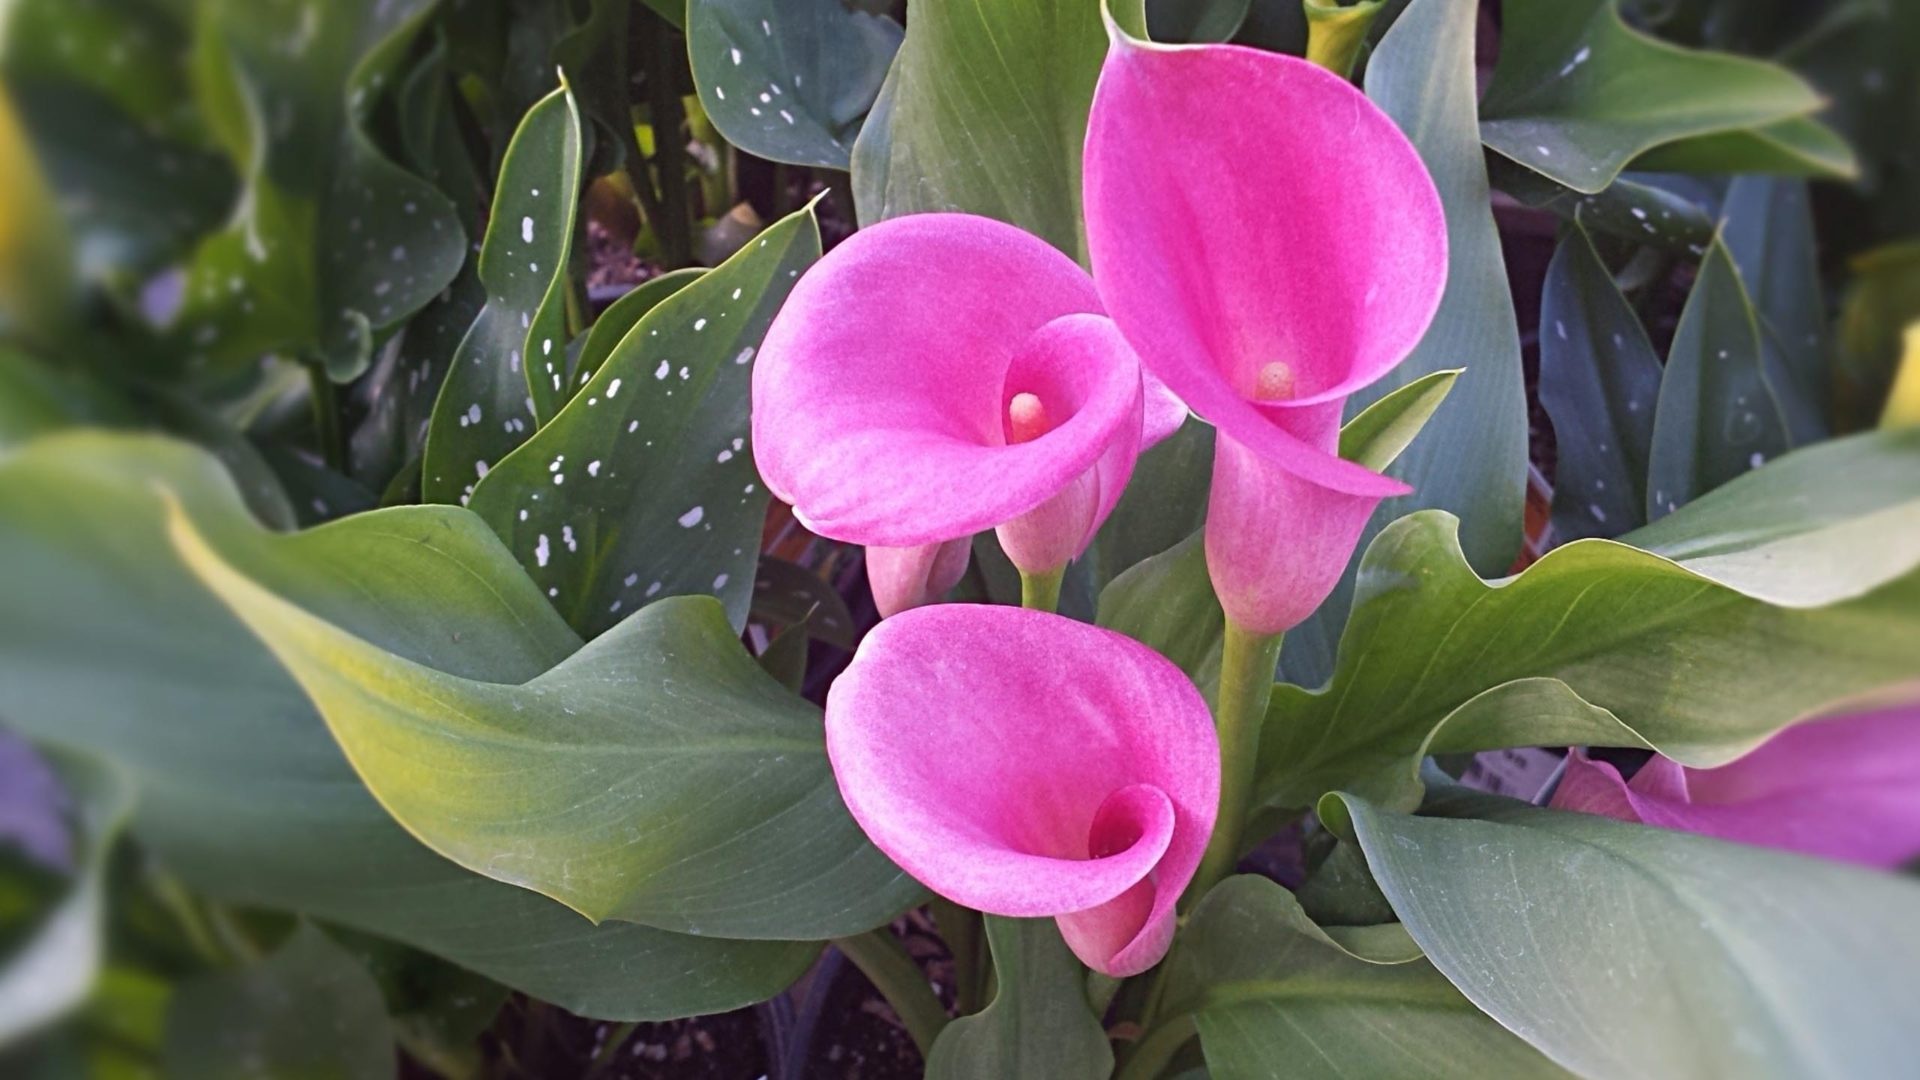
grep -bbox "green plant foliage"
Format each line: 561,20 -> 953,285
1539,222 -> 1664,540
852,0 -> 1111,260
689,0 -> 902,169
1147,0 -> 1253,43
0,749 -> 132,1045
1284,0 -> 1529,688
467,205 -> 817,638
1480,0 -> 1853,193
1161,876 -> 1570,1078
1721,177 -> 1830,445
1086,418 -> 1214,592
570,268 -> 705,391
161,924 -> 394,1080
422,81 -> 584,505
1325,789 -> 1920,1078
1258,429 -> 1920,811
172,504 -> 921,940
171,0 -> 466,381
924,917 -> 1111,1080
750,556 -> 859,649
0,434 -> 818,1019
1646,236 -> 1790,520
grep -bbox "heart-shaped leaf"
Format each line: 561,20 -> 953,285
1324,789 -> 1920,1078
170,492 -> 919,941
1259,429 -> 1920,811
466,205 -> 820,638
0,433 -> 818,1019
924,917 -> 1111,1080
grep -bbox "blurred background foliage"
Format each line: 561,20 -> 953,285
0,0 -> 1916,1076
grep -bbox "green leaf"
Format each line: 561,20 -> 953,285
570,269 -> 705,391
172,0 -> 466,380
1283,0 -> 1529,688
1146,0 -> 1252,43
1627,113 -> 1858,183
161,925 -> 394,1080
0,748 -> 133,1045
750,556 -> 859,650
1087,418 -> 1214,591
851,0 -> 1109,260
466,205 -> 820,638
1487,161 -> 1716,254
1479,0 -> 1847,193
1646,235 -> 1790,521
0,433 -> 819,1020
1098,373 -> 1461,693
1538,222 -> 1663,540
1162,877 -> 1569,1079
690,0 -> 903,169
1258,429 -> 1920,811
348,267 -> 486,494
423,80 -> 585,506
1326,790 -> 1920,1079
924,917 -> 1111,1080
169,501 -> 918,941
1720,177 -> 1829,446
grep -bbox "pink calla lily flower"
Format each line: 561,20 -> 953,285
1551,705 -> 1920,869
753,214 -> 1178,617
825,605 -> 1219,976
1085,39 -> 1450,635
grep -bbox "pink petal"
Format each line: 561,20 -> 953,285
753,214 -> 1144,549
1552,706 -> 1920,869
825,605 -> 1218,976
1203,411 -> 1384,635
866,538 -> 972,618
1084,39 -> 1446,497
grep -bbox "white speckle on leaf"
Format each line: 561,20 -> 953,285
535,534 -> 551,567
522,216 -> 535,243
694,317 -> 708,331
678,506 -> 705,528
713,573 -> 729,590
588,460 -> 602,477
655,360 -> 671,380
646,581 -> 663,597
607,378 -> 623,398
734,347 -> 755,365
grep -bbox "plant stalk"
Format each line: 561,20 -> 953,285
304,361 -> 346,474
930,897 -> 985,1015
834,929 -> 949,1057
1115,1014 -> 1197,1080
642,11 -> 694,269
1019,566 -> 1065,613
1188,619 -> 1284,904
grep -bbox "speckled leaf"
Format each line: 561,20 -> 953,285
1720,177 -> 1829,446
0,748 -> 132,1045
349,268 -> 485,494
569,269 -> 704,393
1489,160 -> 1715,254
1256,429 -> 1920,812
170,0 -> 466,380
1479,0 -> 1843,194
1539,222 -> 1663,541
750,556 -> 858,650
173,510 -> 920,940
1325,790 -> 1920,1080
1646,236 -> 1790,521
0,433 -> 820,1020
690,0 -> 903,169
422,82 -> 584,506
161,925 -> 394,1080
851,0 -> 1110,260
467,206 -> 819,638
1161,877 -> 1569,1079
1284,0 -> 1529,687
924,918 -> 1111,1080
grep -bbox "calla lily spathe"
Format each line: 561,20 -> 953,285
1552,705 -> 1920,869
752,214 -> 1174,616
825,605 -> 1219,977
1085,39 -> 1449,635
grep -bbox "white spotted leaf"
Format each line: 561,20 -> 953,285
690,0 -> 903,169
422,81 -> 585,505
467,204 -> 820,639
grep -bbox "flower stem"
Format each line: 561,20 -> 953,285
930,898 -> 985,1015
1116,1014 -> 1197,1080
834,929 -> 949,1057
1188,619 -> 1283,905
1019,566 -> 1065,613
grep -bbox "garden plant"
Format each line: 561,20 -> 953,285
1,0 -> 1919,1077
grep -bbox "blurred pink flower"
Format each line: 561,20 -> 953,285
753,214 -> 1181,616
1551,705 -> 1920,869
1084,40 -> 1449,634
825,605 -> 1219,976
